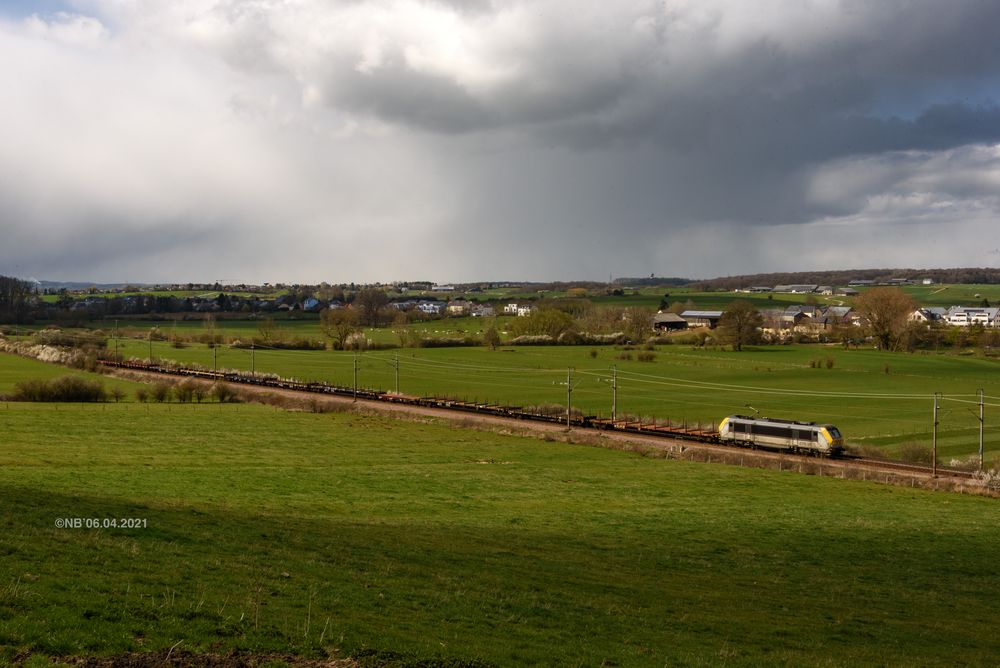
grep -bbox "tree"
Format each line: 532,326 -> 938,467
354,288 -> 389,327
483,322 -> 501,350
716,300 -> 763,351
855,287 -> 916,351
0,275 -> 35,324
622,307 -> 654,344
320,307 -> 359,350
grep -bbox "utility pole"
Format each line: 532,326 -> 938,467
114,319 -> 119,362
979,388 -> 985,473
213,345 -> 218,372
393,355 -> 399,395
932,393 -> 940,477
566,367 -> 573,430
147,330 -> 152,363
610,365 -> 618,422
353,355 -> 359,402
251,342 -> 255,375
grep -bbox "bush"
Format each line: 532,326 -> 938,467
825,357 -> 835,369
589,349 -> 598,358
135,387 -> 150,403
32,329 -> 107,349
508,335 -> 557,346
175,379 -> 197,403
211,382 -> 238,403
636,351 -> 656,362
615,352 -> 633,361
13,376 -> 107,402
899,442 -> 934,466
150,382 -> 173,403
109,387 -> 126,403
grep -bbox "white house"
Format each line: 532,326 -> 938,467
946,306 -> 999,327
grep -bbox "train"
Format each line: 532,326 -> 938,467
718,415 -> 844,457
100,360 -> 845,458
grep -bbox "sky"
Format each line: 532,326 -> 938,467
1,0 -> 999,284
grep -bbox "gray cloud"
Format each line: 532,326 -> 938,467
1,1 -> 1000,282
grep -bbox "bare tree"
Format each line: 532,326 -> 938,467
354,288 -> 389,327
320,307 -> 359,350
622,307 -> 654,344
855,287 -> 917,351
716,300 -> 763,351
0,275 -> 35,323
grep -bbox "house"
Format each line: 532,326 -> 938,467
909,307 -> 946,324
470,304 -> 494,317
447,299 -> 474,315
848,279 -> 875,287
836,287 -> 859,296
921,278 -> 935,285
680,310 -> 723,328
432,284 -> 455,292
748,286 -> 773,293
516,305 -> 535,317
818,286 -> 834,295
301,297 -> 323,312
503,303 -> 520,315
653,312 -> 688,331
781,305 -> 817,329
946,306 -> 999,327
416,301 -> 444,315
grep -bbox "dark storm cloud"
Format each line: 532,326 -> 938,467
2,1 -> 1000,282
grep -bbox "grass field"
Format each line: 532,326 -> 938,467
1,401 -> 999,666
0,354 -> 145,398
97,339 -> 1000,463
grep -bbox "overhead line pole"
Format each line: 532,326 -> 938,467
566,367 -> 573,430
932,393 -> 940,478
611,365 -> 617,422
979,388 -> 985,473
251,342 -> 255,375
394,355 -> 400,395
353,355 -> 359,402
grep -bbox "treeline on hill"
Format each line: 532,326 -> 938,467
696,268 -> 1000,291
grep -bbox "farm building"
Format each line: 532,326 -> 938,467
653,312 -> 688,331
680,310 -> 723,328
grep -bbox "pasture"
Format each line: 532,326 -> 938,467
102,339 -> 1000,463
1,401 -> 999,666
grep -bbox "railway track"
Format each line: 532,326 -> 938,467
99,359 -> 979,481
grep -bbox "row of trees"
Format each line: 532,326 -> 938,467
0,275 -> 35,324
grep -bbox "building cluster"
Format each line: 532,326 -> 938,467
654,304 -> 1000,334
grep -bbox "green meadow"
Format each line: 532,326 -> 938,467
1,401 -> 999,666
101,340 -> 1000,462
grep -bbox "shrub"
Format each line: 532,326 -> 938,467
615,352 -> 633,361
150,382 -> 173,403
211,382 -> 237,403
12,376 -> 107,402
899,442 -> 934,466
589,349 -> 598,359
508,335 -> 557,346
174,379 -> 197,403
636,351 -> 656,362
135,387 -> 150,403
191,383 -> 207,403
825,357 -> 835,369
109,387 -> 126,403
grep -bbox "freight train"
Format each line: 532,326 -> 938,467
101,360 -> 845,458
